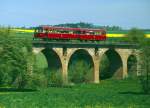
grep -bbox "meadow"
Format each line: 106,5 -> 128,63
0,79 -> 150,108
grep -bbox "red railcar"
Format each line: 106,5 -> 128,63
34,26 -> 106,41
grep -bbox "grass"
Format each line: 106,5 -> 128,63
0,79 -> 149,108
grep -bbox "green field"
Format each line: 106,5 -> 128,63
0,79 -> 149,108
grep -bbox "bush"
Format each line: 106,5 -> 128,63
99,54 -> 110,79
69,61 -> 93,84
139,76 -> 150,94
45,69 -> 63,86
25,73 -> 48,90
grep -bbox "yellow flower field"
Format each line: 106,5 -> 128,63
12,29 -> 34,33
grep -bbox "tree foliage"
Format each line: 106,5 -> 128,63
126,28 -> 150,94
69,60 -> 93,84
99,54 -> 110,80
126,28 -> 146,44
53,22 -> 122,31
0,27 -> 32,89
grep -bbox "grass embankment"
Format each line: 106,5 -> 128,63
0,79 -> 149,108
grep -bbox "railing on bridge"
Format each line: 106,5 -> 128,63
32,40 -> 138,49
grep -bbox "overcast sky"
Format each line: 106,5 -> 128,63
0,0 -> 150,29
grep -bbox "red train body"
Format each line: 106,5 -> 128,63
34,26 -> 106,41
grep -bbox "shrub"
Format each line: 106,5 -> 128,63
69,61 -> 93,84
26,73 -> 48,90
46,69 -> 63,86
139,76 -> 150,94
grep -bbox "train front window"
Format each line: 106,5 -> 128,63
38,28 -> 44,33
34,28 -> 38,33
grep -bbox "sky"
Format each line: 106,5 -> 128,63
0,0 -> 150,29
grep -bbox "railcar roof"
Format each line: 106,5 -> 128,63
37,26 -> 105,32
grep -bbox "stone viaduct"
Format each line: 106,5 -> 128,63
33,42 -> 140,84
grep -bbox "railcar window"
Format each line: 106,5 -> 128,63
38,29 -> 43,33
73,31 -> 81,34
35,29 -> 38,33
89,31 -> 94,35
49,30 -> 55,33
102,31 -> 106,35
81,31 -> 86,34
42,30 -> 44,33
62,30 -> 69,33
95,32 -> 101,35
49,30 -> 53,33
69,31 -> 73,34
85,32 -> 90,35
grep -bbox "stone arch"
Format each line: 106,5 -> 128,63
33,48 -> 63,83
125,49 -> 139,62
41,48 -> 62,70
99,48 -> 123,79
127,54 -> 137,77
52,48 -> 63,65
33,48 -> 48,71
68,48 -> 94,83
67,48 -> 94,62
33,47 -> 45,54
120,49 -> 139,77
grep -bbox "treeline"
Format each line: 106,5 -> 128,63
13,22 -> 150,32
53,22 -> 122,31
20,22 -> 123,31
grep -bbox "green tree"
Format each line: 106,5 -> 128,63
0,27 -> 32,89
126,28 -> 150,94
126,28 -> 145,44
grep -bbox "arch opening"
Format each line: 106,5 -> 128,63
127,55 -> 137,78
68,49 -> 94,83
34,48 -> 62,84
42,49 -> 62,70
100,49 -> 123,80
